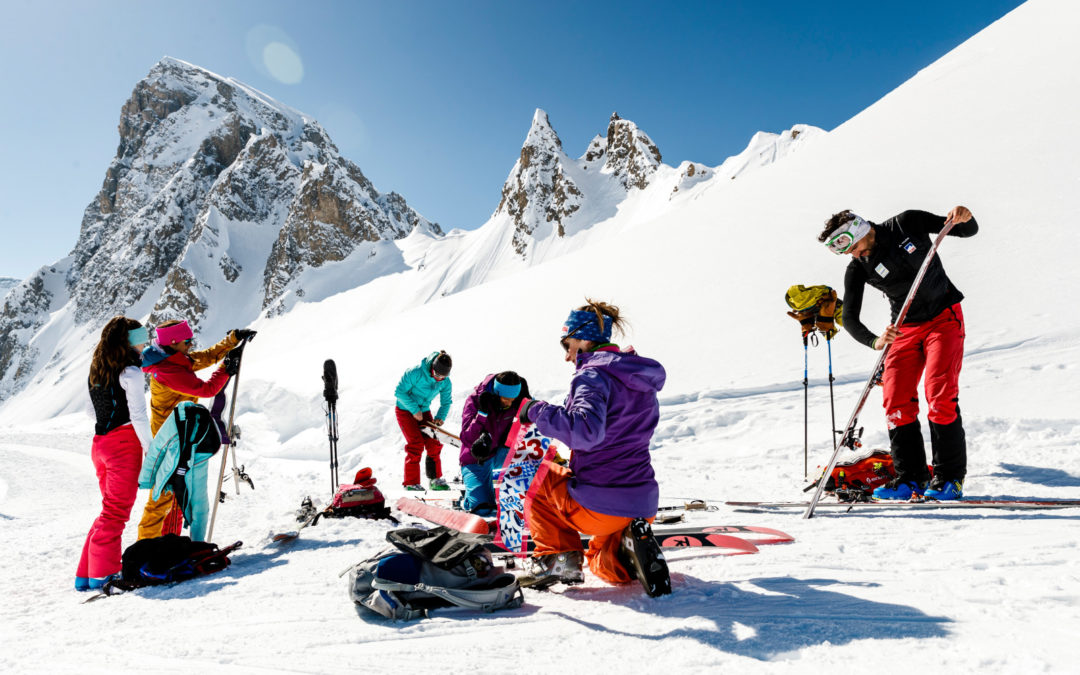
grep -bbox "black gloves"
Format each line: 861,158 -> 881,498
223,349 -> 243,376
477,392 -> 499,416
471,432 -> 494,462
232,329 -> 257,342
519,399 -> 538,425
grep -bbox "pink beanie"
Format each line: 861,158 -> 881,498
155,320 -> 194,346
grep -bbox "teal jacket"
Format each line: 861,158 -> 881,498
138,402 -> 220,541
395,352 -> 453,420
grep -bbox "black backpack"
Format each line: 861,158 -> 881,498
117,534 -> 241,590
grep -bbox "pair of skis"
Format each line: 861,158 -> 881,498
394,497 -> 794,556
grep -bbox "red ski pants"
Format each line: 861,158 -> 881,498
77,425 -> 142,580
527,463 -> 648,585
882,304 -> 965,429
395,407 -> 443,486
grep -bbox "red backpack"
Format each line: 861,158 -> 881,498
819,449 -> 896,493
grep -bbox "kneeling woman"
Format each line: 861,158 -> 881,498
459,371 -> 530,515
517,300 -> 670,597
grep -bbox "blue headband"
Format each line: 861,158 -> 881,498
561,310 -> 612,343
128,326 -> 149,346
492,379 -> 521,399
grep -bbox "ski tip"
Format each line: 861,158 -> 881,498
271,532 -> 299,544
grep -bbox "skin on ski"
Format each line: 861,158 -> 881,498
395,497 -> 490,534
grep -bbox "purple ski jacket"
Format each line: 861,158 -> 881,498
528,346 -> 666,518
458,373 -> 523,466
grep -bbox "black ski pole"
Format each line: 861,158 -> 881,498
323,359 -> 339,494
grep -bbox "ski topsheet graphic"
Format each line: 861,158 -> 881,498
493,401 -> 559,556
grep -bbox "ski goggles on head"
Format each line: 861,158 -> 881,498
824,216 -> 871,254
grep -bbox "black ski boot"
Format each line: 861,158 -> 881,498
619,519 -> 672,597
519,551 -> 584,590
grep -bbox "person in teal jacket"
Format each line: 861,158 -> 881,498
394,351 -> 453,490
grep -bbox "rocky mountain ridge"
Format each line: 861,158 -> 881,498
0,57 -> 438,399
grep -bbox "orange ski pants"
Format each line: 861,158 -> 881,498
526,463 -> 647,585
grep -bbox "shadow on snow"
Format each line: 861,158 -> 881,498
989,463 -> 1080,488
555,574 -> 949,661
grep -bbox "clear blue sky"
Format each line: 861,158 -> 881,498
0,0 -> 1023,280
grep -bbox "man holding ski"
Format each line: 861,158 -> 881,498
820,206 -> 978,500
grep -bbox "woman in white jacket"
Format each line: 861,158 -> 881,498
76,316 -> 151,591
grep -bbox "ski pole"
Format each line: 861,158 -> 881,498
802,333 -> 809,479
323,359 -> 339,494
827,335 -> 837,452
208,336 -> 251,542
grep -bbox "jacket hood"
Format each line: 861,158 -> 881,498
141,344 -> 188,370
142,344 -> 170,368
577,349 -> 666,394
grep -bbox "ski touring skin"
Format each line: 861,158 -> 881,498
805,220 -> 960,519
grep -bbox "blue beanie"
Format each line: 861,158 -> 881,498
561,309 -> 612,343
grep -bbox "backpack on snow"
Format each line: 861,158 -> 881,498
348,526 -> 523,621
819,448 -> 896,495
114,534 -> 241,590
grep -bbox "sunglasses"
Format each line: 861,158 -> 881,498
182,339 -> 193,345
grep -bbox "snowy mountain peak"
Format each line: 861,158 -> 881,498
524,108 -> 564,151
0,58 -> 438,401
601,111 -> 662,190
495,108 -> 583,255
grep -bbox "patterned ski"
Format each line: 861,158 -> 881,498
493,403 -> 560,556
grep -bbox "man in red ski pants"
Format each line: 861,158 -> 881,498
819,206 -> 978,500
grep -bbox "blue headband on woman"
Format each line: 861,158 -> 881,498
561,310 -> 612,343
492,379 -> 521,399
128,326 -> 149,346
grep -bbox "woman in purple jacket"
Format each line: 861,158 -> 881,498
516,300 -> 671,597
458,371 -> 530,516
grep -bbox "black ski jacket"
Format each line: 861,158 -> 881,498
842,210 -> 979,348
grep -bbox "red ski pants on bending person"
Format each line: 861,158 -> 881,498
395,407 -> 443,486
527,463 -> 652,585
77,425 -> 142,581
882,303 -> 965,428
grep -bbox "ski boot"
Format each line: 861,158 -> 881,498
429,477 -> 450,491
924,476 -> 963,501
619,518 -> 672,597
871,476 -> 928,501
518,551 -> 584,590
403,484 -> 425,492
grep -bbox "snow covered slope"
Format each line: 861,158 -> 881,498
2,1 -> 1079,672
